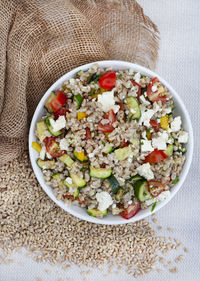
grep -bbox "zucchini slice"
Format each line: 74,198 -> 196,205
134,180 -> 151,202
52,173 -> 64,186
36,159 -> 55,169
103,144 -> 114,154
44,92 -> 55,113
129,174 -> 144,181
36,121 -> 48,142
164,144 -> 173,156
114,146 -> 134,161
63,179 -> 79,199
115,188 -> 125,201
70,173 -> 86,188
87,208 -> 107,218
89,166 -> 112,179
125,96 -> 141,120
59,154 -> 74,168
107,174 -> 120,194
45,116 -> 62,137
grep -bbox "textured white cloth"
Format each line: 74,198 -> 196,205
0,0 -> 200,280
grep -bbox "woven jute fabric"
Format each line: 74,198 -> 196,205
0,0 -> 159,165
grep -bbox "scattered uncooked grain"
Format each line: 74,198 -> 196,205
169,267 -> 178,273
152,218 -> 159,224
183,247 -> 189,253
0,152 -> 187,278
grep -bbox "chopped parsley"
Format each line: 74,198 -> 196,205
118,74 -> 122,80
151,201 -> 157,212
172,178 -> 179,184
140,141 -> 144,145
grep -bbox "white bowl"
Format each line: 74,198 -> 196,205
29,60 -> 193,225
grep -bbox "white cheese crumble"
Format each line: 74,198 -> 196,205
145,191 -> 171,206
152,85 -> 158,92
112,204 -> 117,209
141,140 -> 154,152
39,146 -> 46,160
139,109 -> 155,127
96,191 -> 113,211
133,72 -> 141,83
136,163 -> 154,180
153,102 -> 162,113
97,90 -> 120,113
152,135 -> 167,150
49,116 -> 66,133
88,153 -> 94,158
59,138 -> 69,151
178,131 -> 189,143
140,95 -> 151,105
170,116 -> 182,132
46,152 -> 52,159
163,107 -> 172,114
130,108 -> 136,114
142,131 -> 147,139
65,177 -> 72,185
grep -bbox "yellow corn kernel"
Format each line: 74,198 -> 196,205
32,142 -> 42,153
91,88 -> 106,100
146,129 -> 152,140
160,115 -> 169,130
75,151 -> 85,162
77,112 -> 87,120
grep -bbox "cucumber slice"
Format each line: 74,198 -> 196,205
114,146 -> 134,161
36,159 -> 55,169
70,173 -> 86,188
103,144 -> 114,154
87,208 -> 107,218
76,70 -> 83,77
44,92 -> 55,113
52,173 -> 61,180
74,94 -> 83,109
45,116 -> 62,137
129,174 -> 144,181
73,150 -> 88,163
89,166 -> 112,179
59,154 -> 74,168
115,188 -> 125,201
164,144 -> 173,156
36,121 -> 48,142
107,175 -> 120,194
134,180 -> 150,202
125,96 -> 141,120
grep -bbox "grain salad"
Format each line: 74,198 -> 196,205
32,64 -> 188,219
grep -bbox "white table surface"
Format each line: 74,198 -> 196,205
1,0 -> 200,280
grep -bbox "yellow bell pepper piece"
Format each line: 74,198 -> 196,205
32,142 -> 42,153
160,115 -> 169,130
146,129 -> 152,140
75,151 -> 85,162
77,112 -> 87,120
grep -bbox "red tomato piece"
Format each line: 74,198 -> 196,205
50,90 -> 67,112
99,71 -> 116,90
120,203 -> 141,220
54,107 -> 69,120
132,81 -> 141,101
117,102 -> 124,111
144,149 -> 167,164
98,109 -> 116,133
147,77 -> 167,102
77,197 -> 86,205
43,136 -> 65,158
149,120 -> 160,132
85,127 -> 92,140
120,139 -> 129,148
63,194 -> 75,200
147,180 -> 168,198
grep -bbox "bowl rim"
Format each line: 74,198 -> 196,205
29,60 -> 194,225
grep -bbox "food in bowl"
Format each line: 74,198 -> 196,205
32,64 -> 189,219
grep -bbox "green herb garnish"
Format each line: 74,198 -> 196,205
88,88 -> 96,96
118,74 -> 122,80
141,141 -> 144,145
86,73 -> 101,84
171,105 -> 175,110
141,86 -> 147,95
102,141 -> 106,146
76,70 -> 83,77
151,201 -> 157,212
172,178 -> 179,184
80,166 -> 87,172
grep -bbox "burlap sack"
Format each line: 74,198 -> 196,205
0,0 -> 159,165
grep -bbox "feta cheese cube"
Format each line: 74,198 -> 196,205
178,131 -> 189,143
141,140 -> 154,152
139,109 -> 155,127
59,138 -> 69,151
170,116 -> 182,132
152,136 -> 167,150
65,177 -> 72,185
96,192 -> 113,211
49,116 -> 66,133
39,146 -> 46,160
97,90 -> 120,113
133,72 -> 141,83
136,163 -> 154,180
145,191 -> 171,206
152,85 -> 158,92
140,95 -> 151,105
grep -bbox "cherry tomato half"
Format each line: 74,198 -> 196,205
85,127 -> 92,140
98,109 -> 116,133
120,139 -> 129,148
43,136 -> 65,158
54,107 -> 69,120
144,149 -> 167,164
99,71 -> 116,90
120,203 -> 141,220
147,77 -> 167,102
50,90 -> 67,112
148,180 -> 168,198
